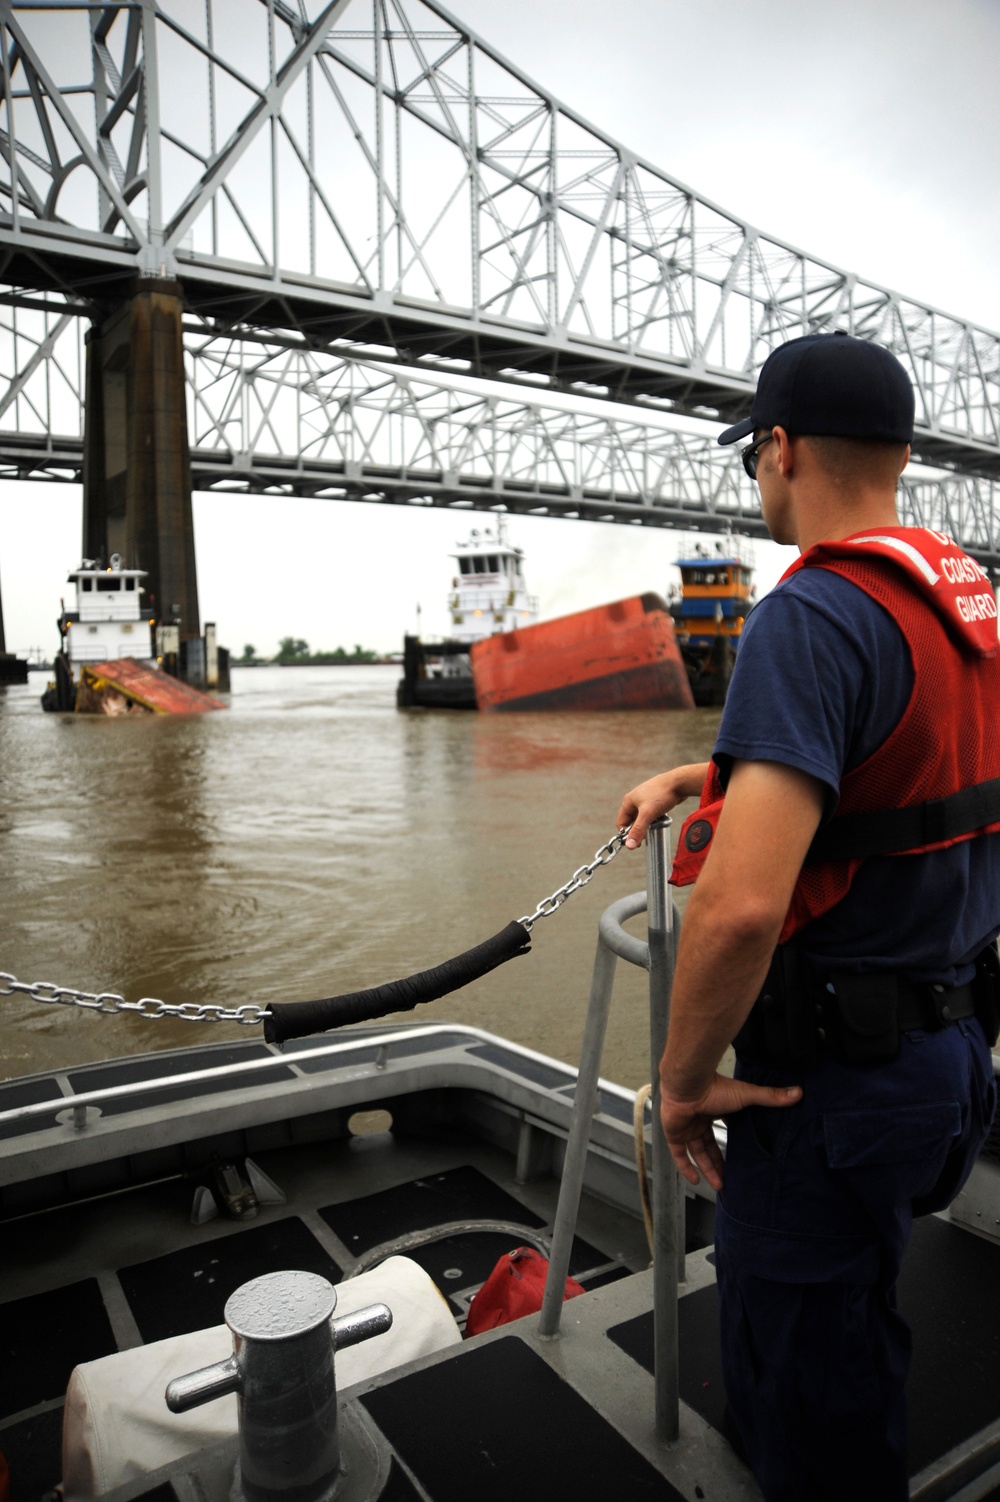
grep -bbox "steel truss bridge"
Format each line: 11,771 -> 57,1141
4,315 -> 1000,558
1,0 -> 999,597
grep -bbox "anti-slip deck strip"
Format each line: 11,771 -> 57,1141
607,1214 -> 1000,1479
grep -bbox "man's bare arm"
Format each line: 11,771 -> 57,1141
656,759 -> 825,1189
616,763 -> 710,847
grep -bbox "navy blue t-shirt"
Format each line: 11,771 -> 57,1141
713,566 -> 1000,984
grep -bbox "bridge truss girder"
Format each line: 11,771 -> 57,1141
2,306 -> 998,565
0,1 -> 999,478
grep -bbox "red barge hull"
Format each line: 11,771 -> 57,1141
76,658 -> 226,714
470,592 -> 695,712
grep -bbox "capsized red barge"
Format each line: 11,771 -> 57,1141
75,658 -> 226,715
470,592 -> 695,712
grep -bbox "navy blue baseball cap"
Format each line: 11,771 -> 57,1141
717,331 -> 915,446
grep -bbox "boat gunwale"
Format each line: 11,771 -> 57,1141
0,1022 -> 640,1128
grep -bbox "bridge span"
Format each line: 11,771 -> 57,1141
1,0 -> 999,649
3,344 -> 999,565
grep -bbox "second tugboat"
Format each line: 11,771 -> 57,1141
397,521 -> 538,709
669,540 -> 755,706
398,523 -> 695,713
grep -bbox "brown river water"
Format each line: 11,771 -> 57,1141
0,666 -> 720,1089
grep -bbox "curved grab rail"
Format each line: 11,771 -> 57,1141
597,890 -> 682,971
598,891 -> 650,970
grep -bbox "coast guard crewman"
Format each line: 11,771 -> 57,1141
617,332 -> 1000,1502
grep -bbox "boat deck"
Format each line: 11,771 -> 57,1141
2,1027 -> 1000,1501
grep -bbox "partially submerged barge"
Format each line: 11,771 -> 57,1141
398,526 -> 694,712
470,592 -> 694,712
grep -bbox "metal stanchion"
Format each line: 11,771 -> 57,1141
539,933 -> 618,1338
646,816 -> 680,1444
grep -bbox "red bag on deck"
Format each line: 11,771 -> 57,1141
464,1246 -> 585,1336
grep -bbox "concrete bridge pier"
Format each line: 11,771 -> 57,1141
0,561 -> 28,683
83,276 -> 201,657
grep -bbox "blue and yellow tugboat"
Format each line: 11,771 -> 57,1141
670,541 -> 756,705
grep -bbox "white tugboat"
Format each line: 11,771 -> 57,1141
447,521 -> 538,641
61,555 -> 154,663
41,555 -> 226,714
397,520 -> 538,708
41,555 -> 154,711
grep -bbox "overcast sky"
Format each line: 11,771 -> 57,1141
3,0 -> 999,659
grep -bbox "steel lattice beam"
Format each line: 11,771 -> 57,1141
2,306 -> 999,564
0,1 -> 998,478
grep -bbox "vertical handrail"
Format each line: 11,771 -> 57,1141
539,844 -> 683,1447
646,817 -> 680,1443
538,932 -> 619,1337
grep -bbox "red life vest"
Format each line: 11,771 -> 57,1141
671,527 -> 1000,943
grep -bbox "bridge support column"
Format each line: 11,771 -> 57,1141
0,563 -> 29,682
83,276 -> 200,645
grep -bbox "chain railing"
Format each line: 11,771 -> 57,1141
517,828 -> 631,932
0,974 -> 270,1026
3,826 -> 634,1026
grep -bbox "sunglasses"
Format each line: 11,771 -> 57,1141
741,431 -> 774,481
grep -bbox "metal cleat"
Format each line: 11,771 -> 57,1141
165,1269 -> 392,1502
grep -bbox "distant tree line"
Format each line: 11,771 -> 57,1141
237,639 -> 382,665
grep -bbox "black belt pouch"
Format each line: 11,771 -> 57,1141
973,941 -> 1000,1047
733,946 -> 819,1071
824,973 -> 900,1065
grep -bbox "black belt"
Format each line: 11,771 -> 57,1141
815,973 -> 975,1066
735,950 -> 979,1070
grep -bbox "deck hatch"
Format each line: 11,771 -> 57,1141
318,1166 -> 546,1253
319,1164 -> 623,1312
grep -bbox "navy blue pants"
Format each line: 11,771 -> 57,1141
716,1019 -> 996,1502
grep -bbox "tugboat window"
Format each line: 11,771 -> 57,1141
97,577 -> 120,592
459,558 -> 471,575
82,578 -> 93,591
